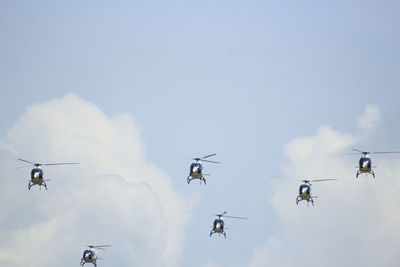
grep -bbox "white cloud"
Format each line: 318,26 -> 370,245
358,104 -> 381,131
248,104 -> 400,267
0,94 -> 191,267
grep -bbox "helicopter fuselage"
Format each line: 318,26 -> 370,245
296,184 -> 314,205
31,168 -> 43,182
357,156 -> 375,178
210,218 -> 226,237
81,249 -> 98,266
213,219 -> 224,233
189,163 -> 203,178
188,162 -> 207,184
29,168 -> 47,190
359,157 -> 372,171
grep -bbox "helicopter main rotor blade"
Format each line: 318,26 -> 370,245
201,159 -> 221,164
351,149 -> 400,155
16,165 -> 33,169
370,151 -> 400,154
352,148 -> 366,153
215,211 -> 227,217
224,215 -> 248,220
216,211 -> 247,220
272,177 -> 337,183
42,162 -> 80,166
17,158 -> 35,165
201,153 -> 217,159
88,245 -> 111,250
309,179 -> 338,182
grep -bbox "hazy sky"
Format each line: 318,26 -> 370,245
1,1 -> 400,266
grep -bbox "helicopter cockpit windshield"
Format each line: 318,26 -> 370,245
83,250 -> 94,258
191,162 -> 201,168
299,184 -> 310,195
190,163 -> 202,172
31,169 -> 42,179
359,157 -> 371,168
214,219 -> 224,227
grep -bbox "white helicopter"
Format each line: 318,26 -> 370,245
187,154 -> 220,184
80,245 -> 110,267
348,149 -> 400,178
17,158 -> 79,190
210,211 -> 247,238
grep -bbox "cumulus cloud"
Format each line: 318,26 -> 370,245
0,94 -> 190,267
248,104 -> 400,267
358,104 -> 381,131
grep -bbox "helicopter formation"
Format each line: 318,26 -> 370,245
15,148 -> 399,265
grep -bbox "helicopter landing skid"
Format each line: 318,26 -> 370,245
296,196 -> 314,206
356,170 -> 375,179
210,230 -> 226,238
80,260 -> 96,267
28,181 -> 47,191
187,176 -> 206,185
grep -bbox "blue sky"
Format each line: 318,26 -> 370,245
1,1 -> 400,266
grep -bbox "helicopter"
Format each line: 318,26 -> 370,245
80,245 -> 110,267
210,211 -> 247,238
296,179 -> 337,206
187,154 -> 220,184
349,149 -> 400,178
17,158 -> 79,190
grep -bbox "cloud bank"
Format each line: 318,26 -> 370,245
248,105 -> 400,267
0,94 -> 189,267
